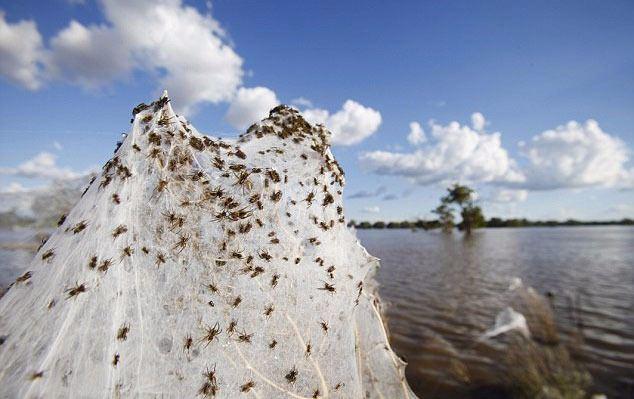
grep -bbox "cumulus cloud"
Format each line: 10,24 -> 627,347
519,119 -> 634,189
362,206 -> 380,214
360,116 -> 524,186
1,182 -> 28,194
2,0 -> 244,114
471,112 -> 486,131
407,122 -> 426,145
301,100 -> 382,146
48,20 -> 131,89
361,113 -> 634,200
0,152 -> 81,180
0,11 -> 45,90
291,97 -> 313,108
225,86 -> 279,129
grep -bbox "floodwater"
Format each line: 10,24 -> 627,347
359,227 -> 634,398
1,227 -> 633,398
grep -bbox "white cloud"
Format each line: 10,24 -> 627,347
360,115 -> 524,186
488,189 -> 528,203
291,97 -> 313,108
1,182 -> 28,194
407,121 -> 426,145
520,120 -> 634,189
0,11 -> 45,90
225,86 -> 279,130
48,20 -> 132,89
0,152 -> 80,180
301,100 -> 382,146
3,0 -> 244,114
53,141 -> 63,150
362,206 -> 380,214
471,112 -> 486,131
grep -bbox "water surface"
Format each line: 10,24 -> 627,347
359,227 -> 634,398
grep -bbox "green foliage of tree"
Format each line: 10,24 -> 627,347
433,203 -> 455,233
436,183 -> 484,234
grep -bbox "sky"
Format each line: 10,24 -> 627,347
0,0 -> 633,222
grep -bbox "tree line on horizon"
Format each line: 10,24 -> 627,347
349,184 -> 634,232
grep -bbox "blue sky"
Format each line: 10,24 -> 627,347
1,0 -> 633,221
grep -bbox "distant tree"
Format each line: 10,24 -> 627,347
372,221 -> 386,229
434,183 -> 485,234
460,204 -> 486,234
358,221 -> 372,229
433,202 -> 455,233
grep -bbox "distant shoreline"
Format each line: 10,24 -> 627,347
350,218 -> 634,230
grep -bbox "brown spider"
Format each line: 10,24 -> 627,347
285,367 -> 298,384
271,274 -> 279,288
266,169 -> 281,183
318,281 -> 336,293
240,380 -> 256,392
269,339 -> 277,349
112,193 -> 121,204
200,323 -> 222,347
41,249 -> 55,262
320,321 -> 329,333
173,234 -> 190,253
259,251 -> 272,262
99,175 -> 112,189
65,283 -> 87,299
15,271 -> 32,284
98,258 -> 112,273
72,221 -> 88,234
227,320 -> 237,336
117,323 -> 130,341
155,252 -> 166,266
112,225 -> 128,239
234,148 -> 247,159
232,296 -> 242,308
202,364 -> 217,385
305,342 -> 312,357
29,371 -> 44,381
121,245 -> 134,258
183,334 -> 193,352
250,266 -> 265,278
270,191 -> 282,202
323,193 -> 334,206
305,192 -> 315,206
264,304 -> 274,317
237,330 -> 252,343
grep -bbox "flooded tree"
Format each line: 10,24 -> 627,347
435,184 -> 485,234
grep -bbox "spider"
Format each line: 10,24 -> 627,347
285,367 -> 298,384
117,323 -> 130,341
318,282 -> 336,293
65,283 -> 87,299
200,323 -> 222,347
240,381 -> 256,392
